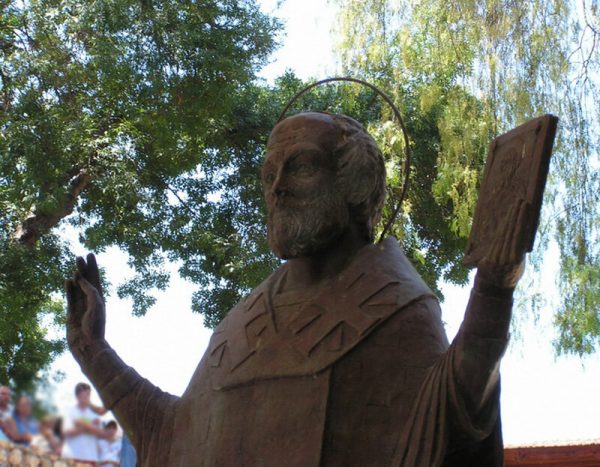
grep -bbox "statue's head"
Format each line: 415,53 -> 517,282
263,112 -> 385,259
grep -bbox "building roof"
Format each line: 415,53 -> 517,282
505,440 -> 600,466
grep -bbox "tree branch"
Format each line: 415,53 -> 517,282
12,170 -> 92,247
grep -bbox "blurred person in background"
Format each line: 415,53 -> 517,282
62,382 -> 107,465
4,395 -> 39,445
98,420 -> 121,467
119,432 -> 136,467
0,386 -> 12,438
52,416 -> 63,442
30,415 -> 62,455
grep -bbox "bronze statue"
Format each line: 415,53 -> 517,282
65,111 -> 552,466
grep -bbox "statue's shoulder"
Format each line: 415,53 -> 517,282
210,262 -> 284,336
205,237 -> 437,389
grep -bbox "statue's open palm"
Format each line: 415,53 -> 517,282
65,254 -> 106,361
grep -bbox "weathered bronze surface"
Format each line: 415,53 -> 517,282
465,114 -> 558,267
66,112 -> 555,466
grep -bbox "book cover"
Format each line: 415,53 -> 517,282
464,114 -> 558,268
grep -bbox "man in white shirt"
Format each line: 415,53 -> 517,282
62,382 -> 107,464
98,420 -> 121,467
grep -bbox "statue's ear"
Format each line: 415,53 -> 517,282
348,204 -> 376,242
336,139 -> 385,228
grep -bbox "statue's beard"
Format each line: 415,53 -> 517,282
267,194 -> 349,259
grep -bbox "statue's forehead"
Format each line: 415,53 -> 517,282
268,116 -> 341,159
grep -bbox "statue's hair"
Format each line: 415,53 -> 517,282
329,114 -> 386,242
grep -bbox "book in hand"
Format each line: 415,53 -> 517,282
464,114 -> 558,268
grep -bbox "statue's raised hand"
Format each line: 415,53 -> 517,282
476,200 -> 529,290
65,253 -> 106,361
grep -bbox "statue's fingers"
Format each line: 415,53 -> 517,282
85,253 -> 104,297
76,256 -> 88,276
509,201 -> 530,264
71,258 -> 87,310
499,203 -> 519,263
488,240 -> 501,265
76,274 -> 104,305
492,204 -> 515,264
488,216 -> 506,264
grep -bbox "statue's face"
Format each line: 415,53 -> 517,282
263,113 -> 349,259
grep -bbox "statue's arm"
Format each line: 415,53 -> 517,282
65,254 -> 178,456
394,203 -> 528,463
450,200 -> 527,422
450,274 -> 513,415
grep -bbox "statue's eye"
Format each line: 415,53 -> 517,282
289,162 -> 317,176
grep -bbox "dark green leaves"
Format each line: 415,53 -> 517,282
0,0 -> 280,389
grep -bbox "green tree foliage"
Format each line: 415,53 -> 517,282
0,0 -> 279,391
333,0 -> 600,355
2,0 -> 599,392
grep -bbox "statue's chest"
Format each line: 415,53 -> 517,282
204,269 -> 418,390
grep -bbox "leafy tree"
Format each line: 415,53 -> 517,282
0,0 -> 279,391
332,0 -> 600,355
2,0 -> 598,393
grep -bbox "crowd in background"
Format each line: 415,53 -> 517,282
0,383 -> 136,466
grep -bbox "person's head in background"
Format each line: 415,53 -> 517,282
14,395 -> 33,420
39,415 -> 55,434
74,382 -> 92,409
104,420 -> 118,441
0,386 -> 11,410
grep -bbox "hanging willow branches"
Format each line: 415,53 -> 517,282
333,0 -> 600,355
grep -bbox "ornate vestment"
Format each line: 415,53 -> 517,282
83,237 -> 512,466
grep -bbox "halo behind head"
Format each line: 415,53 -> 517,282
278,77 -> 411,241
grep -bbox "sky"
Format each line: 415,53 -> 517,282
45,0 -> 600,447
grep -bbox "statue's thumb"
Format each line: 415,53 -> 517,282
65,279 -> 83,323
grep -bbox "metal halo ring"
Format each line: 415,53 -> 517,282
277,77 -> 411,242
